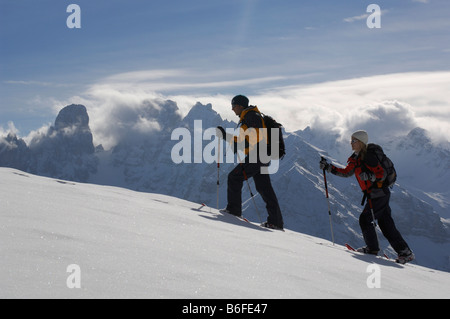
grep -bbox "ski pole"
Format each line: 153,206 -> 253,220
367,194 -> 389,259
366,193 -> 380,243
242,166 -> 262,224
367,196 -> 378,229
217,136 -> 221,209
321,157 -> 335,245
237,151 -> 262,223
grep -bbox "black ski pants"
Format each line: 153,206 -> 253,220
359,190 -> 409,253
226,162 -> 283,228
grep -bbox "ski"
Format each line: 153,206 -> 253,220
198,203 -> 285,231
221,209 -> 250,223
345,243 -> 391,261
346,243 -> 416,265
239,216 -> 251,223
198,203 -> 251,223
260,222 -> 285,232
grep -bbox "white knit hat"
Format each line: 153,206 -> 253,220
352,130 -> 368,145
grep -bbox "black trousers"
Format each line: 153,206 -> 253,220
359,191 -> 409,253
226,162 -> 284,228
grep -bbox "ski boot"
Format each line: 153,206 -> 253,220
356,246 -> 379,255
396,248 -> 415,264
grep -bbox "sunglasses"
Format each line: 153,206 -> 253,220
351,139 -> 359,144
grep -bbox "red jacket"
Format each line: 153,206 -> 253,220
331,151 -> 385,193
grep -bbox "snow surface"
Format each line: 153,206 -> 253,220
1,167 -> 449,299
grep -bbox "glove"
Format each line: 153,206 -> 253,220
320,158 -> 331,172
359,172 -> 376,182
216,126 -> 226,139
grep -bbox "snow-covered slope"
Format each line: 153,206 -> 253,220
1,167 -> 449,299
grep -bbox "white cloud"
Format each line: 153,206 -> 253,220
0,121 -> 19,137
343,13 -> 370,23
73,87 -> 174,149
343,10 -> 388,23
52,69 -> 291,149
96,69 -> 287,93
46,70 -> 449,149
3,80 -> 73,88
344,101 -> 418,141
251,72 -> 450,144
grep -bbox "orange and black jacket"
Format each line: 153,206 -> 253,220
330,151 -> 386,194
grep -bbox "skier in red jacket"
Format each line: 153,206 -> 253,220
320,130 -> 414,264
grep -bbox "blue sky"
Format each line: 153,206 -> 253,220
1,0 -> 449,143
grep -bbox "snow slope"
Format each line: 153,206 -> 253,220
1,167 -> 449,299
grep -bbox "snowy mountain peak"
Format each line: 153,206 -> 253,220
54,104 -> 90,132
183,102 -> 228,129
0,104 -> 97,182
0,132 -> 29,169
405,127 -> 431,146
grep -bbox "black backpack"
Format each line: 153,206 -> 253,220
261,114 -> 286,160
366,143 -> 397,188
